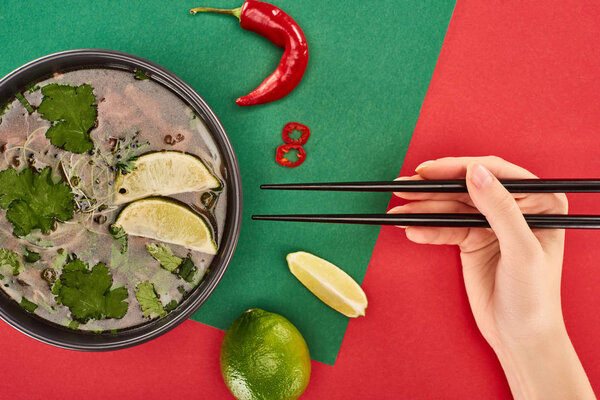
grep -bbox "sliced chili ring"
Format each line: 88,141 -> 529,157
276,144 -> 306,168
282,122 -> 310,145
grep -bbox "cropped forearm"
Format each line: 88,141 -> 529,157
495,327 -> 596,400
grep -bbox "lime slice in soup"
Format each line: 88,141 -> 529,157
113,151 -> 220,204
115,198 -> 217,254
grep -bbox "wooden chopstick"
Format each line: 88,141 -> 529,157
251,214 -> 600,229
260,179 -> 600,193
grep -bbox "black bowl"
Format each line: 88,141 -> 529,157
0,49 -> 242,350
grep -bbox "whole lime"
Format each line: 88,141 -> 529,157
220,308 -> 311,400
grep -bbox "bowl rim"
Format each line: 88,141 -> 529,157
0,49 -> 243,350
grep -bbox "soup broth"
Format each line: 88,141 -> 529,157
0,68 -> 226,332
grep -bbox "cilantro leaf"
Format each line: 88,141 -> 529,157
177,255 -> 197,282
0,167 -> 75,237
26,84 -> 40,94
37,83 -> 97,154
0,102 -> 9,123
0,248 -> 23,275
135,281 -> 166,319
67,320 -> 80,330
20,297 -> 38,313
134,69 -> 150,80
164,299 -> 178,312
15,92 -> 34,114
24,249 -> 41,263
56,259 -> 129,323
109,225 -> 128,254
146,243 -> 182,272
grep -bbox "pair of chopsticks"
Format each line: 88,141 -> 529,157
252,179 -> 600,229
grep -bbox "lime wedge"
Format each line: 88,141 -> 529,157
114,151 -> 220,204
115,198 -> 217,254
286,251 -> 367,318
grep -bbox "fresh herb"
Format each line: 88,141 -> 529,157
24,249 -> 41,263
38,83 -> 97,154
51,278 -> 62,297
55,259 -> 129,323
178,255 -> 196,282
0,102 -> 10,123
134,69 -> 150,80
177,285 -> 187,297
23,233 -> 55,248
67,320 -> 80,330
0,248 -> 23,275
164,299 -> 178,312
135,281 -> 166,319
146,244 -> 197,282
20,297 -> 38,313
15,93 -> 34,114
0,167 -> 75,237
115,156 -> 137,174
111,133 -> 149,173
0,274 -> 4,280
26,84 -> 40,94
146,243 -> 182,272
109,225 -> 128,254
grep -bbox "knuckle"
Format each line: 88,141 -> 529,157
486,155 -> 505,164
555,193 -> 568,214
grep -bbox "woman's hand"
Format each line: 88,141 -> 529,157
390,156 -> 595,400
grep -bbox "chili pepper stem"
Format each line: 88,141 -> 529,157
190,6 -> 242,20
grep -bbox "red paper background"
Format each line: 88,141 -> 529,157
2,0 -> 600,398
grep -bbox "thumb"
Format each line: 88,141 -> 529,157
466,163 -> 539,254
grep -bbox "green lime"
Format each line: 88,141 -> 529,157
220,308 -> 311,400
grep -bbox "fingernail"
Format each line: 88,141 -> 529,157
394,176 -> 411,181
470,163 -> 493,189
415,160 -> 434,172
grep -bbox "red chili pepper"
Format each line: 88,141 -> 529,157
282,122 -> 310,145
190,0 -> 309,106
276,144 -> 306,168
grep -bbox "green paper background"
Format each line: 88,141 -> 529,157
0,0 -> 454,364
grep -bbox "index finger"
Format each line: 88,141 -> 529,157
415,156 -> 538,180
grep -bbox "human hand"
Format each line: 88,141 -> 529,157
390,156 -> 595,399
